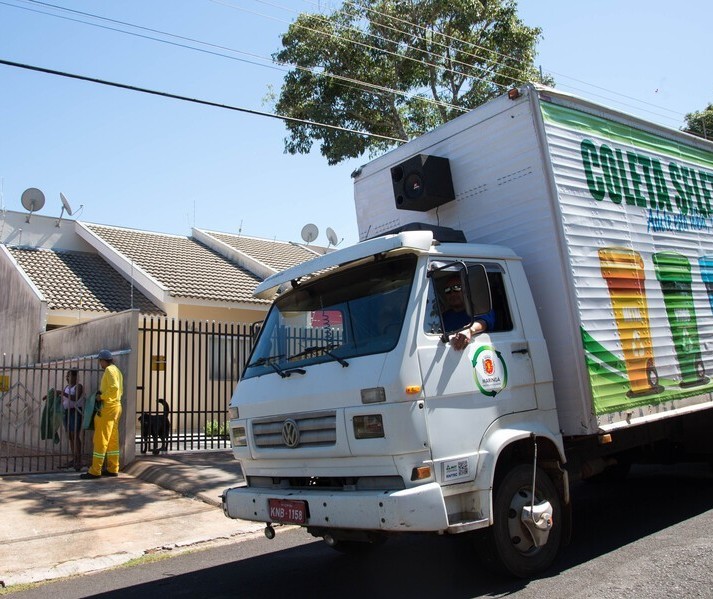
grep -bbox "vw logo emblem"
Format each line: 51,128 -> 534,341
282,419 -> 300,448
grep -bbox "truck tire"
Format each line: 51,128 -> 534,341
475,464 -> 562,578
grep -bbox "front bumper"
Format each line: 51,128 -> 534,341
222,482 -> 450,532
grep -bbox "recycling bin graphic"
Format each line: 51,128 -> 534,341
653,252 -> 708,388
700,256 -> 713,313
599,248 -> 662,397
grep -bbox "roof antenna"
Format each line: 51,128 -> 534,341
0,178 -> 6,240
130,259 -> 135,310
56,192 -> 74,227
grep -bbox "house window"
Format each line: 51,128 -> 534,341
210,336 -> 246,380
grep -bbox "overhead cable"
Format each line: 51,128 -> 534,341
6,0 -> 465,114
0,58 -> 407,143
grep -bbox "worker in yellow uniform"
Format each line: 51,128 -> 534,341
80,349 -> 123,480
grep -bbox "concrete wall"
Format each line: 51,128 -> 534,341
0,245 -> 46,359
40,310 -> 140,467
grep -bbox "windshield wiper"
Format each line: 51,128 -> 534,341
247,355 -> 282,369
246,355 -> 305,378
291,344 -> 349,367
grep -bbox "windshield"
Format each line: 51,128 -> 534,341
243,254 -> 417,379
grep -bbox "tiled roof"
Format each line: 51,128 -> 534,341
8,247 -> 163,315
84,224 -> 269,304
206,231 -> 321,272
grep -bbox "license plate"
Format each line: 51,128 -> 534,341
268,498 -> 307,524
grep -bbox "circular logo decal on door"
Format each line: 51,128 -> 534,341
471,345 -> 508,397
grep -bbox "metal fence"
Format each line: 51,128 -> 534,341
0,354 -> 103,475
0,318 -> 258,475
136,317 -> 257,454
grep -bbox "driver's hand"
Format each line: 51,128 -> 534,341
449,329 -> 471,351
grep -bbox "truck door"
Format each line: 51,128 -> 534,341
417,261 -> 537,484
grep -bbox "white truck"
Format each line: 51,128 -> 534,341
222,84 -> 713,577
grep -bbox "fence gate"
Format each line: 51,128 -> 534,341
136,317 -> 256,453
0,355 -> 103,475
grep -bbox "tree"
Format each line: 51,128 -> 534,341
682,104 -> 713,140
273,0 -> 549,165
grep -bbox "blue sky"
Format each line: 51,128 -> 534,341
0,0 -> 710,248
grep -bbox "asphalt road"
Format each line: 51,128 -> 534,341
8,463 -> 713,599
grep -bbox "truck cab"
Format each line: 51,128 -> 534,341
223,226 -> 568,577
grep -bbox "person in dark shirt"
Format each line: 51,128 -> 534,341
441,275 -> 495,351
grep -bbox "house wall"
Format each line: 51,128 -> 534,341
176,303 -> 267,325
46,312 -> 109,328
0,245 -> 46,358
0,211 -> 95,251
40,310 -> 140,467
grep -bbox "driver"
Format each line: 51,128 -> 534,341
441,275 -> 495,351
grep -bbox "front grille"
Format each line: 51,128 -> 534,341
252,410 -> 337,448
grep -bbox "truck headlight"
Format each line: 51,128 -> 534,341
360,387 -> 386,404
228,405 -> 239,420
231,426 -> 247,447
353,414 -> 384,439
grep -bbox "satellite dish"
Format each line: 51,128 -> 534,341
60,192 -> 73,216
301,223 -> 319,244
21,188 -> 45,222
56,192 -> 74,227
326,227 -> 339,247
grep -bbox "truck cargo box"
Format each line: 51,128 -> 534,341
353,84 -> 713,436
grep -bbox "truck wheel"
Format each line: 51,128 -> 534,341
476,464 -> 562,578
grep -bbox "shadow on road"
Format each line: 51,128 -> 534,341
85,463 -> 713,598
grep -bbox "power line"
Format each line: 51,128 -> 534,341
4,0 -> 465,116
298,0 -> 686,125
2,0 -> 689,128
0,58 -> 406,143
252,0 -> 526,85
248,0 -> 687,125
215,0 -> 507,93
327,0 -> 687,124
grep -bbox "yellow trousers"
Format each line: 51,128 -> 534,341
89,400 -> 122,476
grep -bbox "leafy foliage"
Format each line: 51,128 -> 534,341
273,0 -> 549,164
683,103 -> 713,140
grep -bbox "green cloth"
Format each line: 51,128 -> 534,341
40,388 -> 63,443
82,391 -> 100,431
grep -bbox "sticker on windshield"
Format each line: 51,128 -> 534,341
471,345 -> 508,397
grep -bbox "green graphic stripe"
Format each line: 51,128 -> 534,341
540,101 -> 713,169
581,327 -> 627,375
586,355 -> 629,387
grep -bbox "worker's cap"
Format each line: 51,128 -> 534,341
97,349 -> 114,361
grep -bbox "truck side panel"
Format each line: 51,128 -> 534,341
354,85 -> 713,436
540,99 -> 713,433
